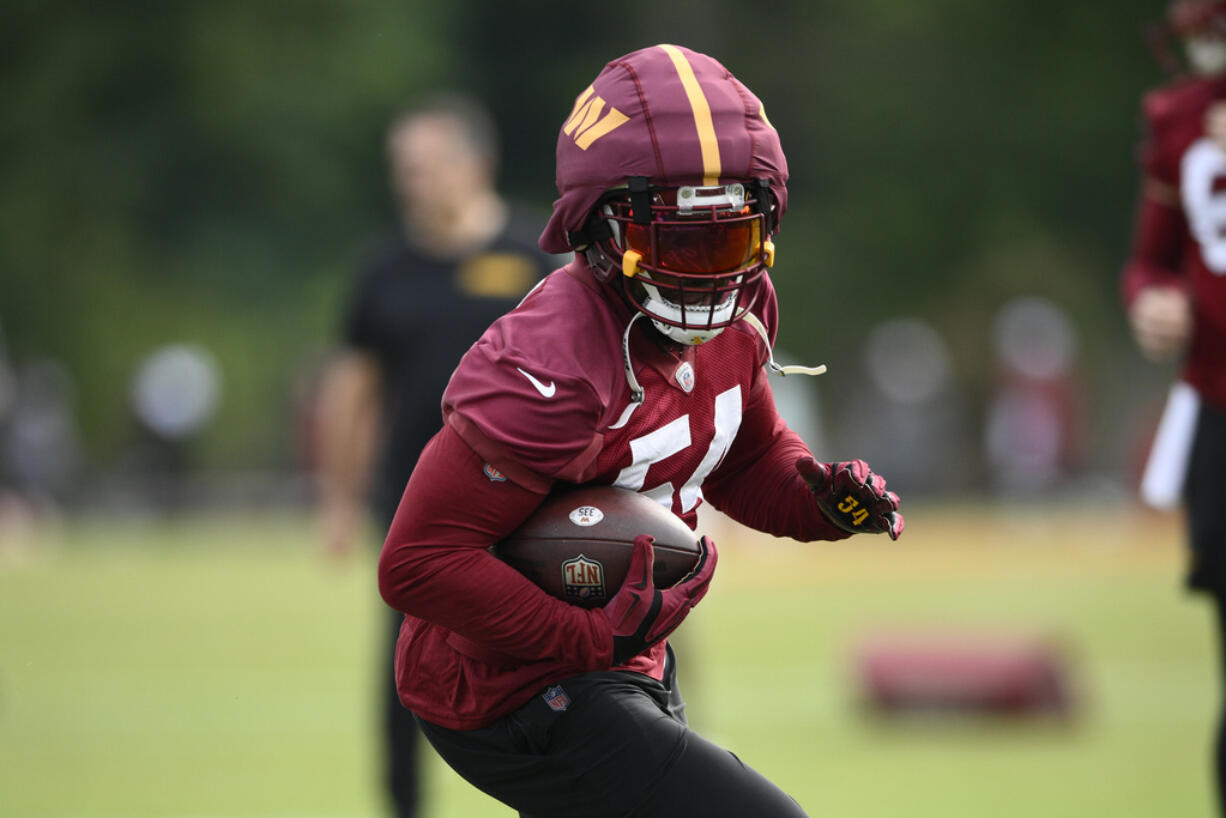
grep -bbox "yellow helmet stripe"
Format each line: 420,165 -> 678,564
658,44 -> 721,185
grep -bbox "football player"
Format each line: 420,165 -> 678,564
378,45 -> 902,817
1125,1 -> 1226,811
318,95 -> 553,818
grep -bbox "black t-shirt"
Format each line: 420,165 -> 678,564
343,219 -> 555,525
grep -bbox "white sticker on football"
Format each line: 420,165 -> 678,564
568,505 -> 604,527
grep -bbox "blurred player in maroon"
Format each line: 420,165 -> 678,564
378,45 -> 902,817
1124,1 -> 1226,809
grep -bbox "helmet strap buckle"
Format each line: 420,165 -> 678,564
627,176 -> 651,225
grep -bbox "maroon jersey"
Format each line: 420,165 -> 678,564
1123,75 -> 1226,408
378,258 -> 845,730
448,263 -> 775,523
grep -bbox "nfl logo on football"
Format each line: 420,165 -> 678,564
542,684 -> 571,712
561,554 -> 605,601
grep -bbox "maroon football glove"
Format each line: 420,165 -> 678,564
797,456 -> 904,540
600,533 -> 717,665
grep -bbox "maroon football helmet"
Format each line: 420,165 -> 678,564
539,44 -> 789,345
1159,0 -> 1226,74
1170,0 -> 1226,35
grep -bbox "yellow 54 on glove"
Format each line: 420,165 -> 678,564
796,456 -> 904,540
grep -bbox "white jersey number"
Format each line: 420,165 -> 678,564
1181,137 -> 1226,275
613,385 -> 743,513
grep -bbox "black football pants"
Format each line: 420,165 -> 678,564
1184,402 -> 1226,814
384,607 -> 422,818
414,651 -> 808,818
1210,593 -> 1226,817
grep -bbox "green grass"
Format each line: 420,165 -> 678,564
0,505 -> 1216,817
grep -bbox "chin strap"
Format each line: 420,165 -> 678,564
611,309 -> 822,432
741,312 -> 827,378
621,312 -> 647,405
605,312 -> 648,432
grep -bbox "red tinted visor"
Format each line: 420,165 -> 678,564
597,184 -> 770,277
624,214 -> 762,275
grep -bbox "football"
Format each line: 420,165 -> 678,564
491,485 -> 702,609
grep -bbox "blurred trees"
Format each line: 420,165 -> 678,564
0,1 -> 1173,477
2,1 -> 450,466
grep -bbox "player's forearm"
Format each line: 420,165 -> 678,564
705,431 -> 851,542
703,376 -> 850,541
315,351 -> 381,502
377,425 -> 614,669
378,539 -> 613,668
1121,185 -> 1189,305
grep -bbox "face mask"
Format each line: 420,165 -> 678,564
1187,35 -> 1226,74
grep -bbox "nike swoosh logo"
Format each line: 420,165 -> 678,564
516,367 -> 557,398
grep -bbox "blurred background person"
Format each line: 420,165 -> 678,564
831,318 -> 973,499
126,343 -> 222,512
1,360 -> 82,514
313,94 -> 552,818
1123,0 -> 1226,809
0,318 -> 82,545
0,318 -> 20,543
984,297 -> 1085,497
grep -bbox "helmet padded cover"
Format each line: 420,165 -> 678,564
539,44 -> 789,254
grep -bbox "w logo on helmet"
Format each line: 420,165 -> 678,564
563,86 -> 630,151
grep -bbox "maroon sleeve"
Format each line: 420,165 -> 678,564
1120,186 -> 1190,306
377,424 -> 615,669
1122,91 -> 1193,306
440,270 -> 629,488
443,340 -> 606,487
1140,94 -> 1174,187
702,371 -> 850,542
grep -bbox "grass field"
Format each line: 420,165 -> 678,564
0,503 -> 1217,817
